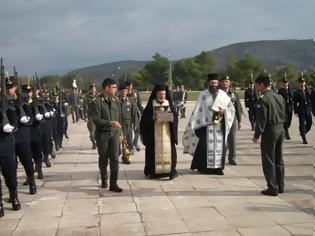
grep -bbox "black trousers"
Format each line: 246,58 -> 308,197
0,137 -> 17,190
31,139 -> 43,164
297,109 -> 312,136
15,142 -> 35,176
260,124 -> 285,191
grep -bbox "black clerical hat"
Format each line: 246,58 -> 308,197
207,73 -> 219,81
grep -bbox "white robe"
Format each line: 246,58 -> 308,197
182,89 -> 235,168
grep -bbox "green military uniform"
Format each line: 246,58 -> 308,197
119,96 -> 138,154
92,94 -> 122,190
223,89 -> 242,165
254,89 -> 286,194
86,92 -> 97,149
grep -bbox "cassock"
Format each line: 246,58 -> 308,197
182,89 -> 235,173
140,85 -> 178,179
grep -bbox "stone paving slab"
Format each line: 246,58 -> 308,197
0,102 -> 314,235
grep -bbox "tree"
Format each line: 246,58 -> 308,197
143,53 -> 169,86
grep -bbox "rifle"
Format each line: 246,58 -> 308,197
13,66 -> 27,118
58,83 -> 65,117
1,58 -> 10,126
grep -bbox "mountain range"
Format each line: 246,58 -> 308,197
68,39 -> 315,83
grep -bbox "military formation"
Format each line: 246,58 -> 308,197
1,56 -> 314,219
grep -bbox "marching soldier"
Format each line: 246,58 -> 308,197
92,78 -> 123,192
220,76 -> 242,165
124,80 -> 143,152
118,84 -> 139,163
85,83 -> 97,149
69,82 -> 80,123
244,80 -> 257,131
6,76 -> 37,194
278,77 -> 294,140
0,61 -> 21,217
294,77 -> 312,144
23,84 -> 45,179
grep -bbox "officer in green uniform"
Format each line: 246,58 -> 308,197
220,76 -> 242,165
86,83 -> 97,149
253,75 -> 286,196
118,84 -> 139,161
92,78 -> 123,192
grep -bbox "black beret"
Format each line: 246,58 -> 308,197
119,84 -> 127,90
124,80 -> 132,86
207,73 -> 219,81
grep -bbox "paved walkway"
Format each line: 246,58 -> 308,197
0,102 -> 314,236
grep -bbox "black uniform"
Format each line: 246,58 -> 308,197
244,87 -> 257,130
278,86 -> 294,139
311,89 -> 315,116
294,86 -> 312,144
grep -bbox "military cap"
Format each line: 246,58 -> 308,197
88,83 -> 96,90
124,80 -> 132,86
207,73 -> 219,81
6,76 -> 16,89
21,84 -> 32,93
297,77 -> 305,83
220,75 -> 230,81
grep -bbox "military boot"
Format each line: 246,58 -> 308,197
51,151 -> 56,159
101,171 -> 108,189
36,161 -> 44,179
302,135 -> 308,144
285,130 -> 291,140
44,154 -> 51,167
9,190 -> 21,211
109,172 -> 123,192
28,175 -> 37,194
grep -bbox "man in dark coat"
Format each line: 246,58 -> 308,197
293,77 -> 312,144
140,84 -> 178,180
278,78 -> 294,140
244,80 -> 257,131
253,75 -> 286,196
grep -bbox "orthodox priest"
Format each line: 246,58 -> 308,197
140,84 -> 178,180
182,73 -> 235,175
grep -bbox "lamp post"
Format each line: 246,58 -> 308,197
168,53 -> 172,90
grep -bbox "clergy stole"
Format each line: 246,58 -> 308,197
207,124 -> 224,168
153,100 -> 172,174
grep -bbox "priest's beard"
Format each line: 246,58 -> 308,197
209,85 -> 218,94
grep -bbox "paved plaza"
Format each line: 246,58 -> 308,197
0,102 -> 314,236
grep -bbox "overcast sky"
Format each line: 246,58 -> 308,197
0,0 -> 314,75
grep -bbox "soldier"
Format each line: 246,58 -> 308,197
253,75 -> 285,196
244,80 -> 257,131
69,84 -> 79,123
278,77 -> 294,140
85,83 -> 97,149
92,78 -> 123,192
173,85 -> 181,115
118,84 -> 139,163
311,87 -> 315,116
294,77 -> 312,144
23,84 -> 45,179
220,76 -> 242,165
6,77 -> 37,194
124,81 -> 143,152
0,64 -> 21,217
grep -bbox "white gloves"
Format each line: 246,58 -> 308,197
44,112 -> 51,118
20,116 -> 30,124
64,102 -> 68,106
3,124 -> 14,133
36,113 -> 43,121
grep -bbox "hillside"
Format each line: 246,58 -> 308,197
68,39 -> 315,83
